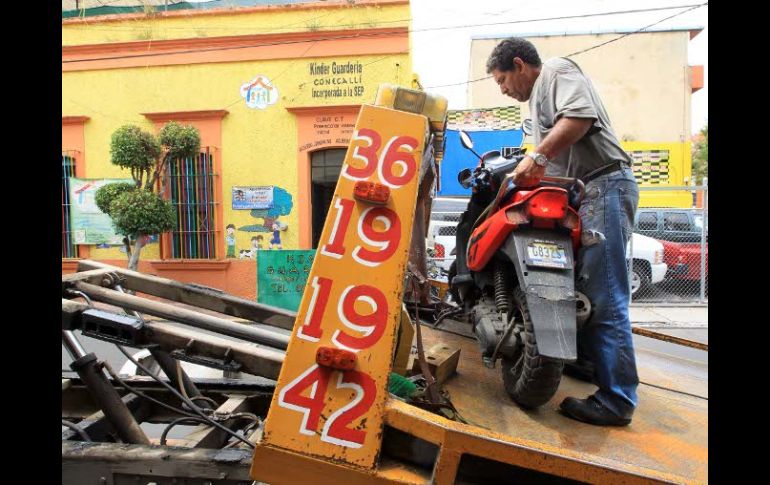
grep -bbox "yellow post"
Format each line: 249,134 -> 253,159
252,102 -> 430,472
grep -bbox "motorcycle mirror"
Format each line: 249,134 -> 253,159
459,130 -> 474,150
458,168 -> 473,189
459,130 -> 484,163
522,119 -> 533,136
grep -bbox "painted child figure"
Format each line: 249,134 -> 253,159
269,222 -> 283,249
225,224 -> 237,258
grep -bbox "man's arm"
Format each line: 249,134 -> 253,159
512,116 -> 594,186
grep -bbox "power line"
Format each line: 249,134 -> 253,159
565,3 -> 706,57
424,2 -> 707,90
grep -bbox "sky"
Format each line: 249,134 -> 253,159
410,0 -> 708,135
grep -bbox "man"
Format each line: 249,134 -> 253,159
486,37 -> 640,426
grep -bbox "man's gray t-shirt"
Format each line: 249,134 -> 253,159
529,57 -> 632,180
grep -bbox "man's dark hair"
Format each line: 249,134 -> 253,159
486,37 -> 542,73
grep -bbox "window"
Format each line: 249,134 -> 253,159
62,152 -> 78,258
663,212 -> 692,232
637,212 -> 658,231
166,148 -> 218,258
311,148 -> 346,248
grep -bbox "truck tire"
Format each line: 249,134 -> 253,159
501,286 -> 564,408
630,259 -> 651,298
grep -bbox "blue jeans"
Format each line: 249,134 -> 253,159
575,166 -> 639,419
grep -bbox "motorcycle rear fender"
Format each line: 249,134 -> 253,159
500,228 -> 577,361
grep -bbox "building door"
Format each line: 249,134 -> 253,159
311,148 -> 346,248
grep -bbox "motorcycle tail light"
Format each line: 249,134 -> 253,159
525,191 -> 568,220
316,346 -> 357,371
353,181 -> 390,204
435,243 -> 445,259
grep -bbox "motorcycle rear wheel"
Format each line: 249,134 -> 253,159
501,287 -> 564,408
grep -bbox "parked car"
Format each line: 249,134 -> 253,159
627,233 -> 667,297
635,208 -> 708,243
658,239 -> 709,283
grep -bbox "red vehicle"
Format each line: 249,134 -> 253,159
658,239 -> 709,282
448,129 -> 589,408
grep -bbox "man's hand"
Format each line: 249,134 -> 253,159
511,155 -> 546,187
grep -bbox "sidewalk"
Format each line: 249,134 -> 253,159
630,305 -> 708,328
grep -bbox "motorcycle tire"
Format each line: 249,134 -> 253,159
501,286 -> 564,408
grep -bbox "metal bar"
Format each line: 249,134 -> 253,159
62,442 -> 254,483
181,395 -> 251,448
69,353 -> 150,445
62,268 -> 114,286
62,330 -> 88,360
631,326 -> 708,351
143,320 -> 284,379
185,156 -> 194,257
202,149 -> 211,258
700,187 -> 707,302
73,281 -> 290,350
108,281 -> 213,411
76,260 -> 297,330
149,348 -> 213,410
171,159 -> 180,257
62,394 -> 150,442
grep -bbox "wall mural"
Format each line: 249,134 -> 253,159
224,186 -> 293,259
240,75 -> 279,110
628,149 -> 670,184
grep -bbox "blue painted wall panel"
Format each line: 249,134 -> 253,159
438,129 -> 523,196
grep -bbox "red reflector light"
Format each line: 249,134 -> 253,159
316,346 -> 357,370
435,243 -> 445,258
353,181 -> 390,204
525,191 -> 567,220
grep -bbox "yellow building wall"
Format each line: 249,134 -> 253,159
62,1 -> 412,260
522,140 -> 693,208
62,3 -> 409,45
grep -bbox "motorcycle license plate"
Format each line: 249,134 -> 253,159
526,241 -> 568,269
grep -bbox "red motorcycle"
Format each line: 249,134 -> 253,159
448,128 -> 590,408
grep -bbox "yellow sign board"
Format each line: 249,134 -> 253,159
252,104 -> 427,471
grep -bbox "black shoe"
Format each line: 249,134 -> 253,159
559,396 -> 631,426
563,360 -> 595,383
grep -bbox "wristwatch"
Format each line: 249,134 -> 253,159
529,152 -> 548,167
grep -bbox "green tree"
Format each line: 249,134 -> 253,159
96,122 -> 200,270
692,122 -> 708,184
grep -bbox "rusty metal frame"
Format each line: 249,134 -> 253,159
75,259 -> 296,330
62,441 -> 255,484
63,259 -> 705,484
